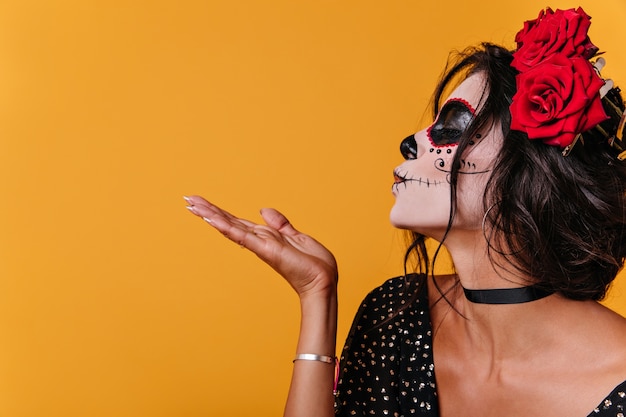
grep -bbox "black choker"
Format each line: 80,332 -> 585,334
463,284 -> 554,305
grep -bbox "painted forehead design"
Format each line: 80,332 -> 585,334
427,98 -> 476,147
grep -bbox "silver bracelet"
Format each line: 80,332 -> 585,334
292,353 -> 336,364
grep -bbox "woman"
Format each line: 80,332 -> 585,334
186,7 -> 626,416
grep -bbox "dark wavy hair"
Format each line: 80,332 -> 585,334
405,42 -> 626,302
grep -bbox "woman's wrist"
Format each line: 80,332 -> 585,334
296,284 -> 338,353
299,286 -> 337,320
297,270 -> 338,301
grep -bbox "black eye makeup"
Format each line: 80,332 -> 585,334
427,98 -> 475,146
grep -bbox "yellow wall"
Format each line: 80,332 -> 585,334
0,1 -> 624,416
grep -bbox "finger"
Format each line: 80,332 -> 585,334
183,195 -> 208,205
184,195 -> 218,213
189,204 -> 258,231
184,199 -> 271,250
184,195 -> 213,218
185,196 -> 257,228
208,215 -> 266,249
260,208 -> 299,237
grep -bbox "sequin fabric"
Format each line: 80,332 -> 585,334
335,275 -> 437,416
591,387 -> 626,417
334,275 -> 626,417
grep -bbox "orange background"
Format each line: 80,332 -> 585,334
0,1 -> 624,416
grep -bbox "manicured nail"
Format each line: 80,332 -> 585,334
203,217 -> 212,224
183,196 -> 191,203
186,205 -> 196,213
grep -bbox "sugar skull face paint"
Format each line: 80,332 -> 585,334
390,74 -> 502,237
399,99 -> 475,163
428,98 -> 475,146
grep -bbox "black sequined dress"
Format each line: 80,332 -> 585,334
334,275 -> 626,416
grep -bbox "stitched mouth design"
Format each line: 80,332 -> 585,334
392,170 -> 445,192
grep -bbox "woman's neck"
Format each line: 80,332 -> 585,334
429,274 -> 580,363
432,232 -> 565,358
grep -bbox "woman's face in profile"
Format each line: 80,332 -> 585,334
389,73 -> 502,238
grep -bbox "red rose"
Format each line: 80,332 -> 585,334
510,53 -> 608,148
515,8 -> 553,48
512,7 -> 599,72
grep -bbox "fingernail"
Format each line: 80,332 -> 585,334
186,205 -> 196,213
183,196 -> 191,203
203,217 -> 212,224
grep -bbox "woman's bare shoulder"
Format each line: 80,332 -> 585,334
572,302 -> 626,388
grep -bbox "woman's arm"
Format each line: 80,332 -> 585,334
285,290 -> 337,417
185,195 -> 338,417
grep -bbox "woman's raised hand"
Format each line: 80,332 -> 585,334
184,195 -> 338,298
186,195 -> 338,417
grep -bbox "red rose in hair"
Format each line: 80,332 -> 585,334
514,8 -> 553,48
512,7 -> 599,72
510,53 -> 608,147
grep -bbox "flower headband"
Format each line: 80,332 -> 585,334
509,7 -> 626,157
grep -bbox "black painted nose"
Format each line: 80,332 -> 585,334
400,135 -> 417,160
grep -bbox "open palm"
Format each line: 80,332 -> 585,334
185,195 -> 338,297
